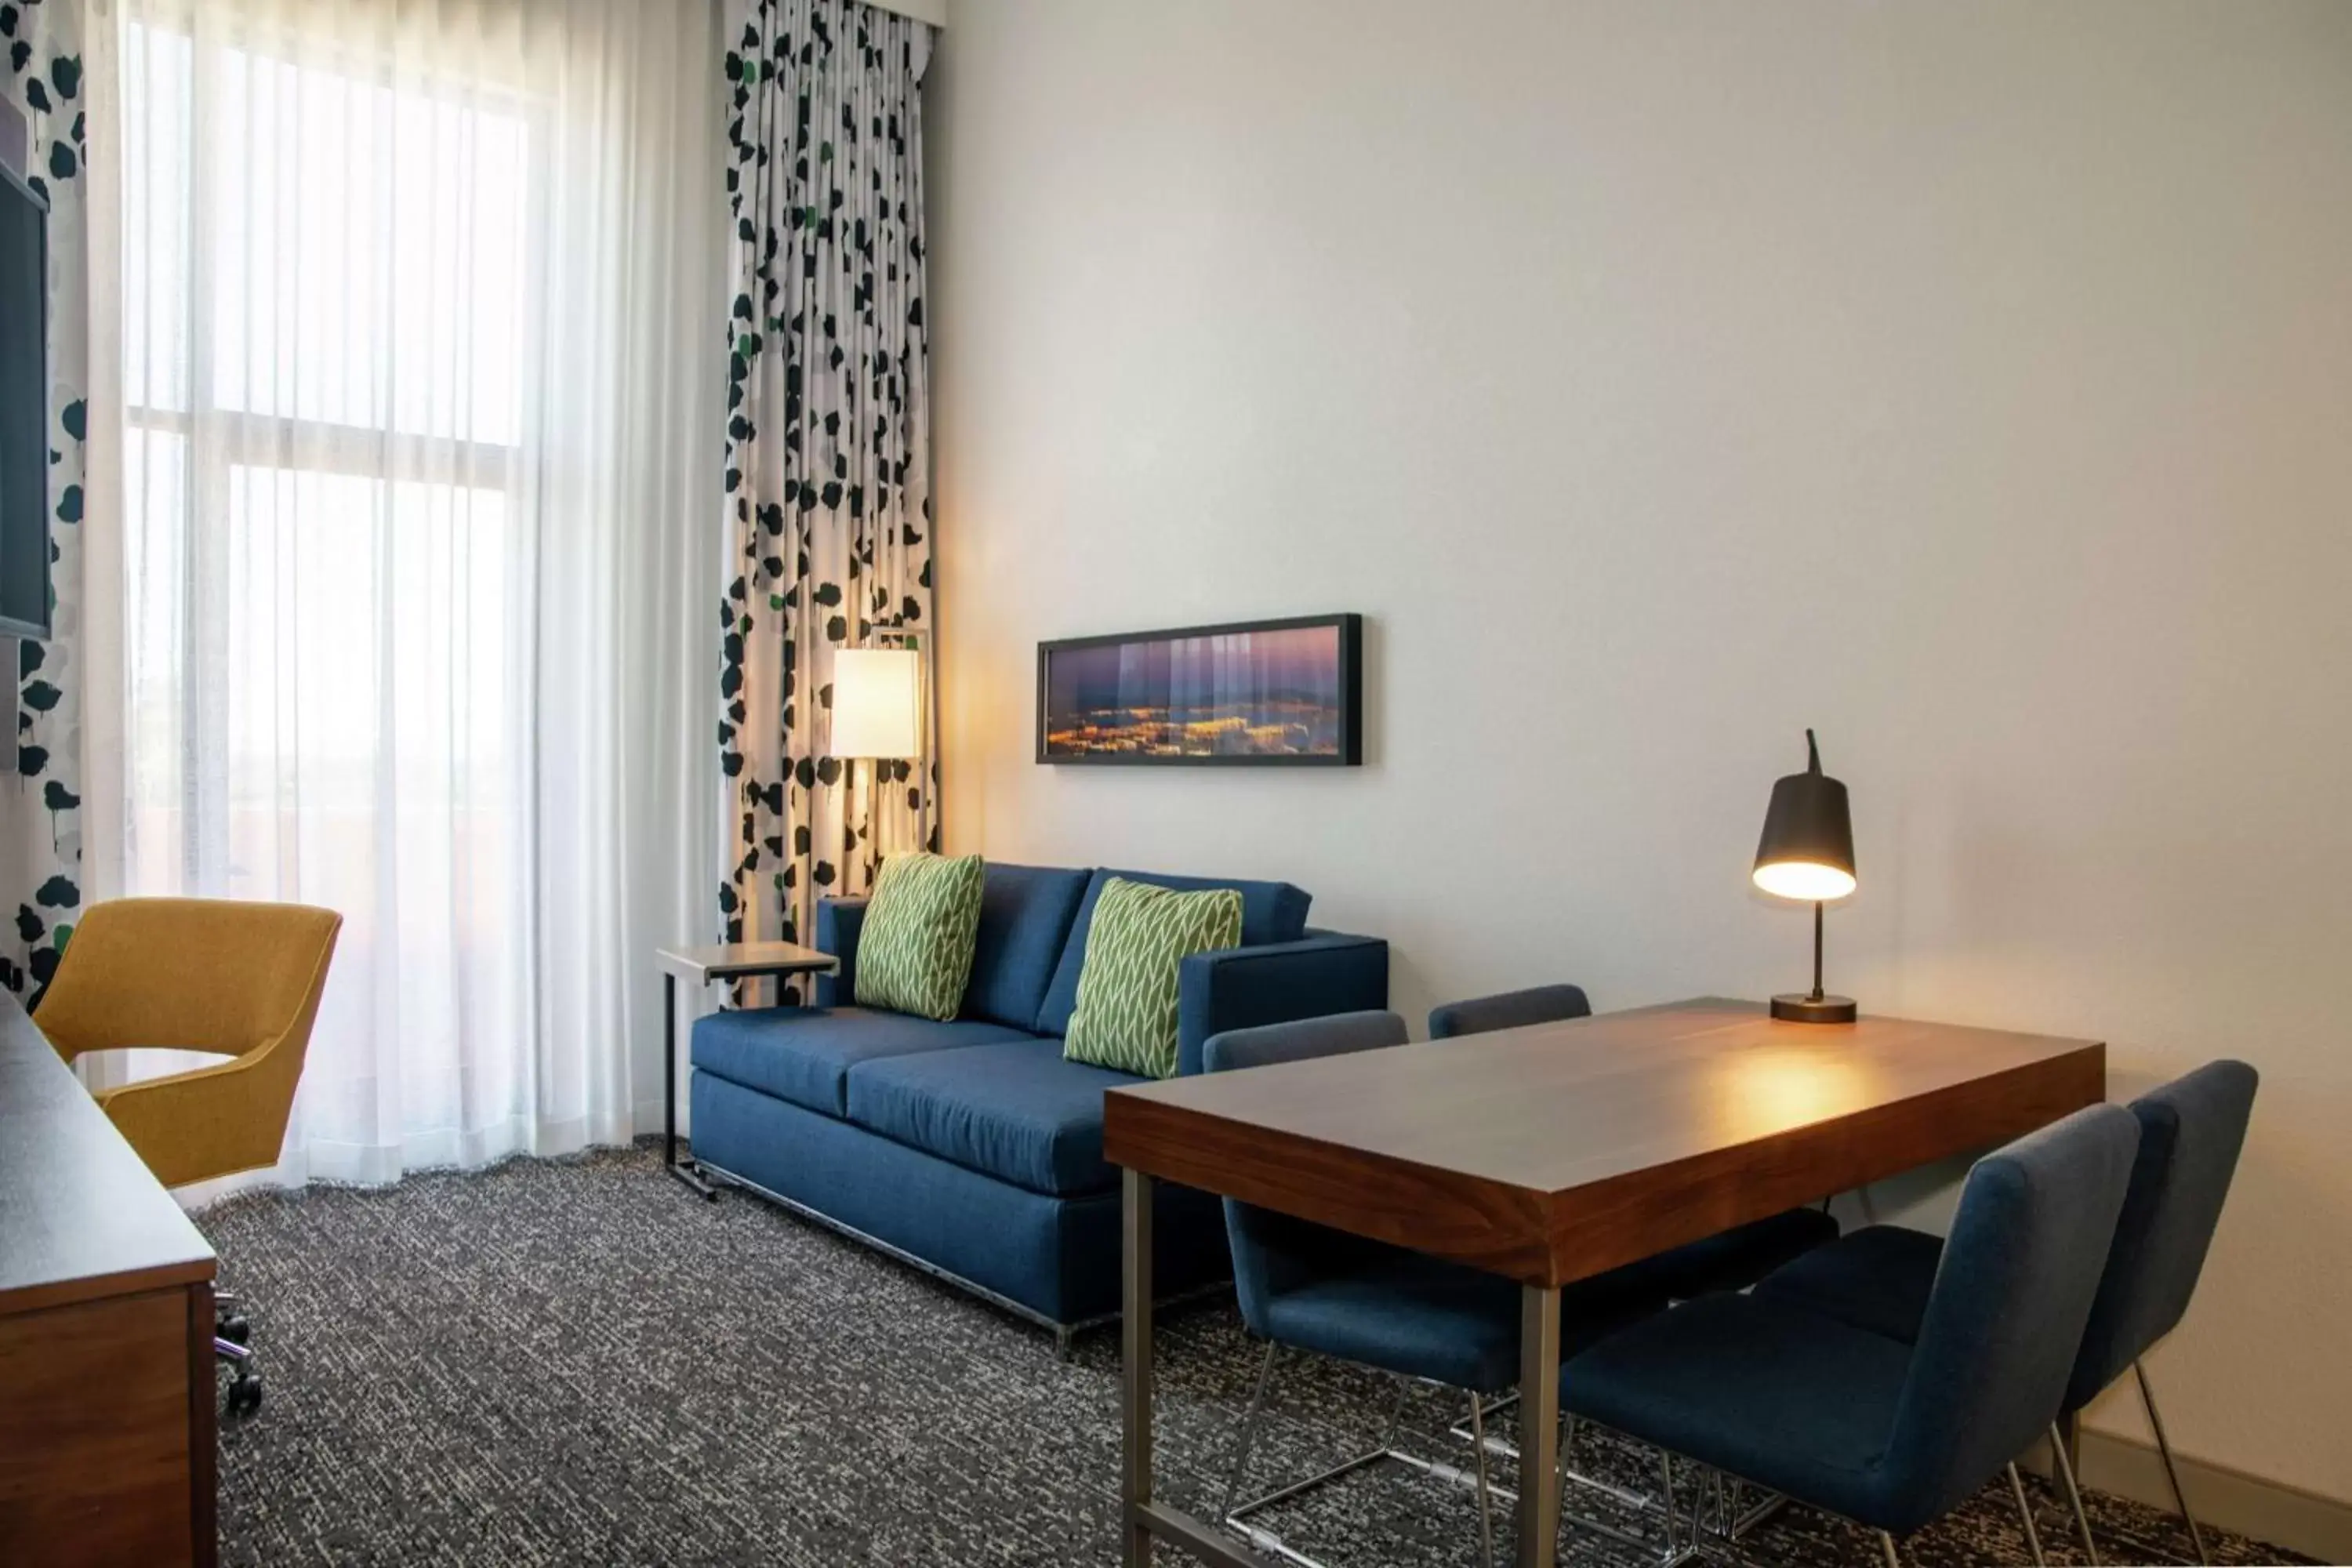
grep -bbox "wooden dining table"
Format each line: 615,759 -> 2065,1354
1102,996 -> 2105,1568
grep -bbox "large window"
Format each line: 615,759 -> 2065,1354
118,13 -> 536,1140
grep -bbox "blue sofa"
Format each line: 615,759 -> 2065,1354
688,863 -> 1388,1345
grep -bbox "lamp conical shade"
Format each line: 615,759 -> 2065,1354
1753,732 -> 1856,901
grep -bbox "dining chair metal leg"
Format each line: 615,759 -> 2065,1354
1465,1399 -> 1652,1516
1376,1376 -> 1411,1455
1224,1368 -> 1515,1568
1729,1483 -> 1789,1539
1218,1342 -> 1279,1523
2049,1421 -> 2101,1566
1657,1450 -> 1679,1555
1467,1391 -> 1497,1568
1877,1529 -> 1904,1568
2006,1462 -> 2047,1567
2136,1361 -> 2210,1566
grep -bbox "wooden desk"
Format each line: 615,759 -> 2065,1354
1104,997 -> 2105,1568
655,941 -> 839,1199
0,993 -> 218,1568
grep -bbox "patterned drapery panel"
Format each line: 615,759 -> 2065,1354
720,0 -> 937,956
1,0 -> 86,1003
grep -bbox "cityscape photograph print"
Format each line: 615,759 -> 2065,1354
1040,617 -> 1358,764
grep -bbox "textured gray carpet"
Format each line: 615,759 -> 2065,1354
200,1141 -> 2298,1566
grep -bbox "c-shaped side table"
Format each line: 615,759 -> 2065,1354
654,942 -> 840,1199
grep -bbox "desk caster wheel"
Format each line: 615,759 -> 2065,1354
219,1314 -> 251,1345
226,1372 -> 263,1416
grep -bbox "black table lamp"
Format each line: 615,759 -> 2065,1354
1753,728 -> 1858,1023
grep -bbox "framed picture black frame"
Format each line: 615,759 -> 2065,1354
1036,612 -> 1363,768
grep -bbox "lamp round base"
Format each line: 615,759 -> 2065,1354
1771,993 -> 1858,1025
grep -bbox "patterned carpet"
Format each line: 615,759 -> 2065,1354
199,1141 -> 2297,1567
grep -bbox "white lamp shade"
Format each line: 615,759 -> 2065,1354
830,648 -> 922,758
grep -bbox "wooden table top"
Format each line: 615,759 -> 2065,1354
656,940 -> 839,982
0,994 -> 216,1316
1104,996 -> 2104,1287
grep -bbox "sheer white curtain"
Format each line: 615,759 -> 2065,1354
85,0 -> 724,1189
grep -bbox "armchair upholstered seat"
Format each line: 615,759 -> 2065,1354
35,896 -> 342,1417
1428,984 -> 1839,1298
1560,1104 -> 2142,1560
37,898 -> 342,1190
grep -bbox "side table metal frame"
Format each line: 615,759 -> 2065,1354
657,946 -> 840,1200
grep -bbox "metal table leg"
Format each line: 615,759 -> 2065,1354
1123,1169 -> 1155,1566
665,971 -> 717,1200
1517,1285 -> 1563,1567
1116,1169 -> 1271,1568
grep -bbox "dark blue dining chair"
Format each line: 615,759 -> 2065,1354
1753,1060 -> 2259,1564
1428,985 -> 1839,1298
1204,1010 -> 1667,1568
1428,983 -> 1595,1040
1556,1102 -> 2143,1567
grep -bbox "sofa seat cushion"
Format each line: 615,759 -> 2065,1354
960,862 -> 1092,1033
845,1036 -> 1137,1196
691,1005 -> 1034,1118
1038,867 -> 1312,1038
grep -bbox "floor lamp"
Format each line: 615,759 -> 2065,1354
829,640 -> 926,866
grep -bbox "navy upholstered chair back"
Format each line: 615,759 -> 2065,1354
1202,1011 -> 1410,1334
1428,985 -> 1592,1040
2063,1060 -> 2259,1412
1882,1104 -> 2140,1524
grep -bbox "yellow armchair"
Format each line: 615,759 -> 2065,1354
36,897 -> 343,1190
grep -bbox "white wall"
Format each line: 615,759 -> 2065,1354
925,0 -> 2352,1507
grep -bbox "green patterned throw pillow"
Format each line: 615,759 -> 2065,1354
1062,877 -> 1244,1079
854,852 -> 985,1022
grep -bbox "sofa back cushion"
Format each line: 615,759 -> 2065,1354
1036,867 -> 1311,1040
959,862 -> 1092,1032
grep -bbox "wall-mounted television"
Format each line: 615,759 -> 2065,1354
1037,613 -> 1363,767
0,158 -> 52,641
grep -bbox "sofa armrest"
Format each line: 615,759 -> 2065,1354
1175,933 -> 1390,1077
814,897 -> 869,1007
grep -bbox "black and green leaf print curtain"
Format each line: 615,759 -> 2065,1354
718,0 -> 938,954
0,0 -> 86,1002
